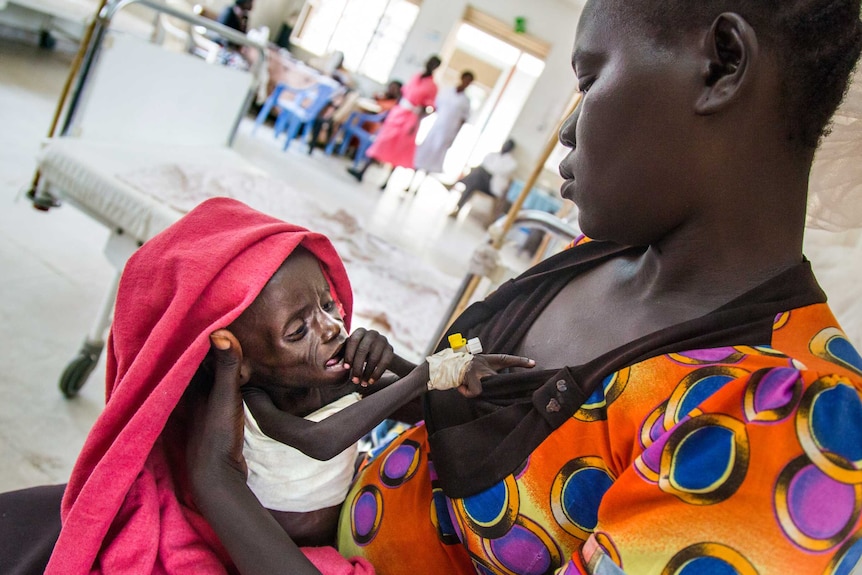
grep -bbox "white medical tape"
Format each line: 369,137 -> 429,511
426,348 -> 473,391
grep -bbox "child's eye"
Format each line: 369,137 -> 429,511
322,300 -> 336,313
286,322 -> 307,339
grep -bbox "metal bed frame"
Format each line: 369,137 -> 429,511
31,0 -> 265,396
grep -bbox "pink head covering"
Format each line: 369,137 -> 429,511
46,197 -> 353,574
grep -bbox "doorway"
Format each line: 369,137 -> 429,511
416,9 -> 548,183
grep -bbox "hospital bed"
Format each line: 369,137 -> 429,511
31,0 -> 267,396
0,0 -> 152,46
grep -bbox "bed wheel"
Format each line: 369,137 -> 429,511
38,30 -> 56,50
59,342 -> 103,398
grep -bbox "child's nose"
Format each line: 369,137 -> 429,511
317,311 -> 343,342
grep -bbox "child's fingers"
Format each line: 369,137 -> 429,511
349,329 -> 379,383
366,346 -> 394,384
342,328 -> 366,371
483,353 -> 535,372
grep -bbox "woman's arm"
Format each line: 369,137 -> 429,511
187,332 -> 322,575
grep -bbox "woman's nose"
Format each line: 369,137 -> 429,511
558,103 -> 580,148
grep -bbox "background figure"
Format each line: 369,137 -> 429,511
347,56 -> 441,187
448,138 -> 517,218
412,71 -> 474,185
217,0 -> 252,36
215,0 -> 253,68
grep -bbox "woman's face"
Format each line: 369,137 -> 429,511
230,249 -> 348,390
558,0 -> 706,246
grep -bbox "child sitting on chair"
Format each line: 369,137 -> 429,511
45,197 -> 533,574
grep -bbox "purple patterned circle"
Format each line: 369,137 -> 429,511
753,368 -> 799,413
383,444 -> 417,479
353,491 -> 379,537
787,465 -> 856,539
488,524 -> 551,575
676,348 -> 737,362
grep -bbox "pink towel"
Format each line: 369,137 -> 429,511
46,198 -> 368,574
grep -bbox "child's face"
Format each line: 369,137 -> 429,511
558,0 -> 704,246
229,249 -> 348,389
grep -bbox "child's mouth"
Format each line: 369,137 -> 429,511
324,344 -> 346,370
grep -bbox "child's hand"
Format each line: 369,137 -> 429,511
457,353 -> 535,398
343,327 -> 394,387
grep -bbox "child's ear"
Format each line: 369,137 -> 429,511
695,12 -> 759,115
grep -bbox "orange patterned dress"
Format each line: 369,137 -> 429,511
337,241 -> 862,575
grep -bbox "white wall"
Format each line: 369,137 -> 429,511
391,0 -> 583,187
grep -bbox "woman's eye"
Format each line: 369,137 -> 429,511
322,300 -> 336,312
577,76 -> 594,94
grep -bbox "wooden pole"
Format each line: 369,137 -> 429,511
493,91 -> 582,250
27,0 -> 110,201
446,91 -> 583,322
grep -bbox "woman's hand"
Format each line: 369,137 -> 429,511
185,330 -> 326,575
458,353 -> 535,398
343,327 -> 394,386
187,329 -> 248,503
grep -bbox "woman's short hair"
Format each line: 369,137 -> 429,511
618,0 -> 862,148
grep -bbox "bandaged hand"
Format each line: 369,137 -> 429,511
426,350 -> 535,398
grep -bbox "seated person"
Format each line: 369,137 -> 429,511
448,139 -> 517,218
11,197 -> 531,574
217,0 -> 252,36
325,81 -> 405,159
186,0 -> 862,574
214,0 -> 254,68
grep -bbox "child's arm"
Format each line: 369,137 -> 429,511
245,352 -> 535,461
243,362 -> 430,461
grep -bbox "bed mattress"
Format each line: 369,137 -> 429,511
38,138 -> 267,242
36,137 -> 458,358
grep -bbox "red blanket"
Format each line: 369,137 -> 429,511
46,197 -> 368,574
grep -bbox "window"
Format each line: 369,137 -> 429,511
293,0 -> 420,83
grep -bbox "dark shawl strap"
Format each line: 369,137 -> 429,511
426,243 -> 826,498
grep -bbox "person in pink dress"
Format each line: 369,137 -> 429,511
347,56 -> 441,187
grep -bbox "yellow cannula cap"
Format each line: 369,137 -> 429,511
448,333 -> 467,349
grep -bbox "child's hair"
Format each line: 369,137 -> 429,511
616,0 -> 862,148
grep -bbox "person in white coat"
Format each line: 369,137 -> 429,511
412,71 -> 474,176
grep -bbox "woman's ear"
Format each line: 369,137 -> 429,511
696,12 -> 759,115
239,359 -> 252,385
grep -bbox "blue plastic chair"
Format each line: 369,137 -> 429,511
252,83 -> 290,135
325,109 -> 388,168
272,81 -> 339,151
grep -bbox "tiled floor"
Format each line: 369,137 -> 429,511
0,35 -> 528,492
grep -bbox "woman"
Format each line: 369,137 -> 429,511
347,56 -> 441,185
192,0 -> 862,574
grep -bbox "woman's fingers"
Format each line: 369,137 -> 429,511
203,329 -> 247,474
